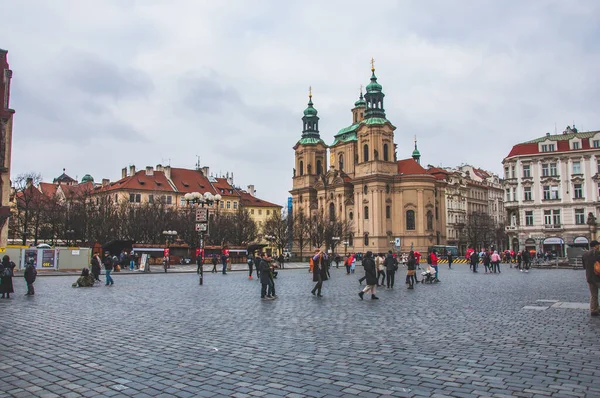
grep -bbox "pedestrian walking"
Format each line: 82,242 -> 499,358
428,250 -> 440,282
0,255 -> 16,299
582,240 -> 600,316
211,255 -> 218,273
384,250 -> 398,288
91,253 -> 102,282
491,250 -> 501,273
406,251 -> 417,289
335,254 -> 341,269
103,252 -> 114,286
247,253 -> 255,279
24,258 -> 37,296
483,251 -> 491,273
521,250 -> 530,273
278,253 -> 285,269
447,252 -> 453,269
311,250 -> 328,297
221,248 -> 229,275
376,253 -> 386,286
358,251 -> 378,300
345,254 -> 352,275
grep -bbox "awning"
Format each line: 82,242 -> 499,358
543,237 -> 564,245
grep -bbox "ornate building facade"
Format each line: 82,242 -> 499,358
290,66 -> 447,255
0,49 -> 14,249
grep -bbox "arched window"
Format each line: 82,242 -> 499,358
427,211 -> 433,230
329,202 -> 335,222
316,160 -> 322,175
364,233 -> 369,246
406,210 -> 415,230
349,212 -> 354,221
386,205 -> 391,219
383,144 -> 389,161
339,154 -> 344,171
363,185 -> 368,195
364,206 -> 369,220
299,161 -> 304,176
363,144 -> 369,162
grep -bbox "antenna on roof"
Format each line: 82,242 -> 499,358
554,122 -> 557,135
195,155 -> 201,170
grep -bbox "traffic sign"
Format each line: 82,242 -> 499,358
394,237 -> 401,247
195,208 -> 208,222
195,223 -> 208,232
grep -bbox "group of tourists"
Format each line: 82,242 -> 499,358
0,255 -> 35,298
246,253 -> 278,300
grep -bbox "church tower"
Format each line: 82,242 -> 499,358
291,88 -> 328,218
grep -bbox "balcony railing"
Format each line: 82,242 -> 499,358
544,224 -> 563,230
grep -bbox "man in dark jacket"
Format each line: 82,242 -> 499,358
384,251 -> 397,288
582,240 -> 600,316
24,259 -> 37,296
470,251 -> 480,273
103,252 -> 114,286
447,252 -> 453,269
359,251 -> 379,300
259,254 -> 274,300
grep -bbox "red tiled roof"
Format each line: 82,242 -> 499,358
397,159 -> 428,175
212,177 -> 236,197
238,190 -> 282,208
103,170 -> 176,193
472,168 -> 490,179
169,168 -> 215,194
505,143 -> 541,158
426,167 -> 449,180
38,182 -> 58,198
61,181 -> 95,199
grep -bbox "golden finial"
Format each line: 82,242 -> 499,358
309,85 -> 312,100
360,84 -> 363,94
371,57 -> 375,72
414,135 -> 417,144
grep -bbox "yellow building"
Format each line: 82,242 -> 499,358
290,65 -> 447,255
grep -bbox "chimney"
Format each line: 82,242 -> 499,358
201,166 -> 209,177
129,165 -> 136,176
156,164 -> 163,172
164,165 -> 171,180
227,172 -> 234,186
122,168 -> 127,179
247,185 -> 255,196
145,166 -> 154,176
102,178 -> 110,186
26,177 -> 33,188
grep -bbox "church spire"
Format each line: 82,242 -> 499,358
301,86 -> 320,139
364,58 -> 385,119
412,135 -> 421,164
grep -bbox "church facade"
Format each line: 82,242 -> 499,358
290,66 -> 447,255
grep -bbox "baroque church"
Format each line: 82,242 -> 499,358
290,64 -> 447,255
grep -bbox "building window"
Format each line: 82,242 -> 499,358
575,209 -> 585,224
541,144 -> 548,152
329,203 -> 335,221
553,209 -> 561,225
166,196 -> 172,205
550,163 -> 557,176
574,183 -> 583,198
549,144 -> 555,151
406,210 -> 415,230
149,195 -> 154,204
594,140 -> 600,148
543,186 -> 550,200
524,187 -> 532,201
299,161 -> 304,176
364,206 -> 369,220
129,193 -> 141,203
220,201 -> 224,208
544,210 -> 552,225
363,144 -> 369,162
226,201 -> 231,209
573,141 -> 580,150
234,202 -> 238,209
511,166 -> 516,178
386,205 -> 391,219
512,189 -> 516,202
363,185 -> 368,195
542,164 -> 549,177
426,211 -> 433,230
316,160 -> 323,175
504,167 -> 509,178
383,144 -> 389,161
364,233 -> 369,246
251,209 -> 254,214
339,154 -> 344,171
506,189 -> 511,201
523,164 -> 531,178
349,212 -> 353,221
180,196 -> 186,206
525,211 -> 534,226
573,161 -> 581,175
551,186 -> 559,200
258,209 -> 262,215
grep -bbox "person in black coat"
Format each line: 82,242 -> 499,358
384,251 -> 398,288
470,251 -> 479,273
0,255 -> 16,299
359,251 -> 379,300
311,251 -> 328,297
91,253 -> 101,282
447,252 -> 454,269
24,259 -> 37,296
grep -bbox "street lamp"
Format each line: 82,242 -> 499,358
66,229 -> 75,246
184,192 -> 222,285
331,236 -> 340,254
162,230 -> 177,270
343,240 -> 349,256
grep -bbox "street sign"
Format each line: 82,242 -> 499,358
195,223 -> 208,232
394,237 -> 401,247
195,208 -> 208,222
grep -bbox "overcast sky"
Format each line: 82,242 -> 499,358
2,0 -> 600,206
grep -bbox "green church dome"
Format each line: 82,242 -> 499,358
81,174 -> 94,183
304,98 -> 318,117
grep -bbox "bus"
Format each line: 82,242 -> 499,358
427,245 -> 459,258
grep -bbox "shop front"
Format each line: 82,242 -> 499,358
524,238 -> 536,253
571,236 -> 590,250
542,237 -> 564,258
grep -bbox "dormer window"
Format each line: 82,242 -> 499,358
593,140 -> 600,148
572,141 -> 580,150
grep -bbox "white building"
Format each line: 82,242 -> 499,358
502,126 -> 598,256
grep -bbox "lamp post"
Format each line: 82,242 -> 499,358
66,229 -> 75,247
162,230 -> 177,270
343,240 -> 349,256
184,192 -> 222,285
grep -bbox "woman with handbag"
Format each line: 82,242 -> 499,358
0,255 -> 16,299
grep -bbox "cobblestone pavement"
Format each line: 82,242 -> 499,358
1,264 -> 598,397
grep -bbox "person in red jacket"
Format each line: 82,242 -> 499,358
428,250 -> 440,282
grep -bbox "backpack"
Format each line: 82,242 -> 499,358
594,260 -> 600,276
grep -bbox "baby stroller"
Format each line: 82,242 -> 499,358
421,267 -> 438,284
